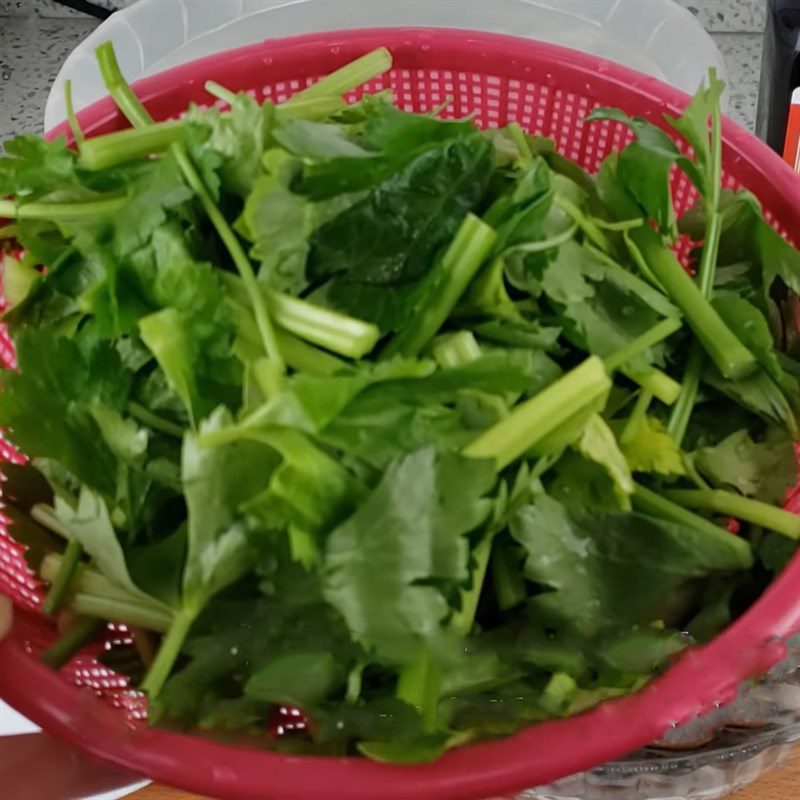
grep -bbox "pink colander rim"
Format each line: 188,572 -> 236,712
0,27 -> 798,800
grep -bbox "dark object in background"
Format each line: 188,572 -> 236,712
757,0 -> 800,154
51,0 -> 112,20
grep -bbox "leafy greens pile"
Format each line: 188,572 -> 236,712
0,44 -> 798,762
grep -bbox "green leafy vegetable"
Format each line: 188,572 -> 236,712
1,46 -> 796,765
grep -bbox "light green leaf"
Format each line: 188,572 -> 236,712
54,487 -> 171,612
620,416 -> 686,477
574,414 -> 633,497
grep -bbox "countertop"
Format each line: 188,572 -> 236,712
0,0 -> 770,139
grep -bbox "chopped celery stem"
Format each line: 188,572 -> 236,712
231,300 -> 349,375
620,365 -> 681,406
204,80 -> 238,106
96,42 -> 153,127
0,196 -> 127,221
603,317 -> 682,373
221,272 -> 380,359
463,356 -> 611,470
383,214 -> 497,358
78,121 -> 184,170
288,47 -> 392,102
69,594 -> 172,633
433,331 -> 482,369
78,97 -> 346,172
664,489 -> 800,540
632,484 -> 753,566
266,289 -> 380,359
627,225 -> 756,381
275,95 -> 347,120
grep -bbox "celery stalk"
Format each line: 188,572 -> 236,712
288,48 -> 392,102
668,87 -> 724,444
78,121 -> 184,169
140,605 -> 199,695
0,196 -> 127,221
383,214 -> 497,358
664,489 -> 800,540
632,484 -> 753,566
603,317 -> 682,373
628,225 -> 756,381
433,331 -> 482,369
42,539 -> 83,615
621,365 -> 681,406
463,356 -> 611,470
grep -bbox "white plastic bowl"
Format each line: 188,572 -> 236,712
44,0 -> 728,131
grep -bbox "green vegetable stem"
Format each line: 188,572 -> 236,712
663,489 -> 800,540
463,356 -> 611,469
383,214 -> 497,358
668,71 -> 725,444
627,226 -> 756,381
42,539 -> 84,615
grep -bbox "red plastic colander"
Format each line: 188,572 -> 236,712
1,28 -> 799,800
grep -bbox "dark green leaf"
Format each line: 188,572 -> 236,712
246,652 -> 340,707
0,330 -> 131,497
510,491 -> 750,636
323,447 -> 495,663
586,109 -> 679,236
309,136 -> 492,332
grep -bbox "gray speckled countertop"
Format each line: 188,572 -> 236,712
0,16 -> 98,141
0,0 -> 768,141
